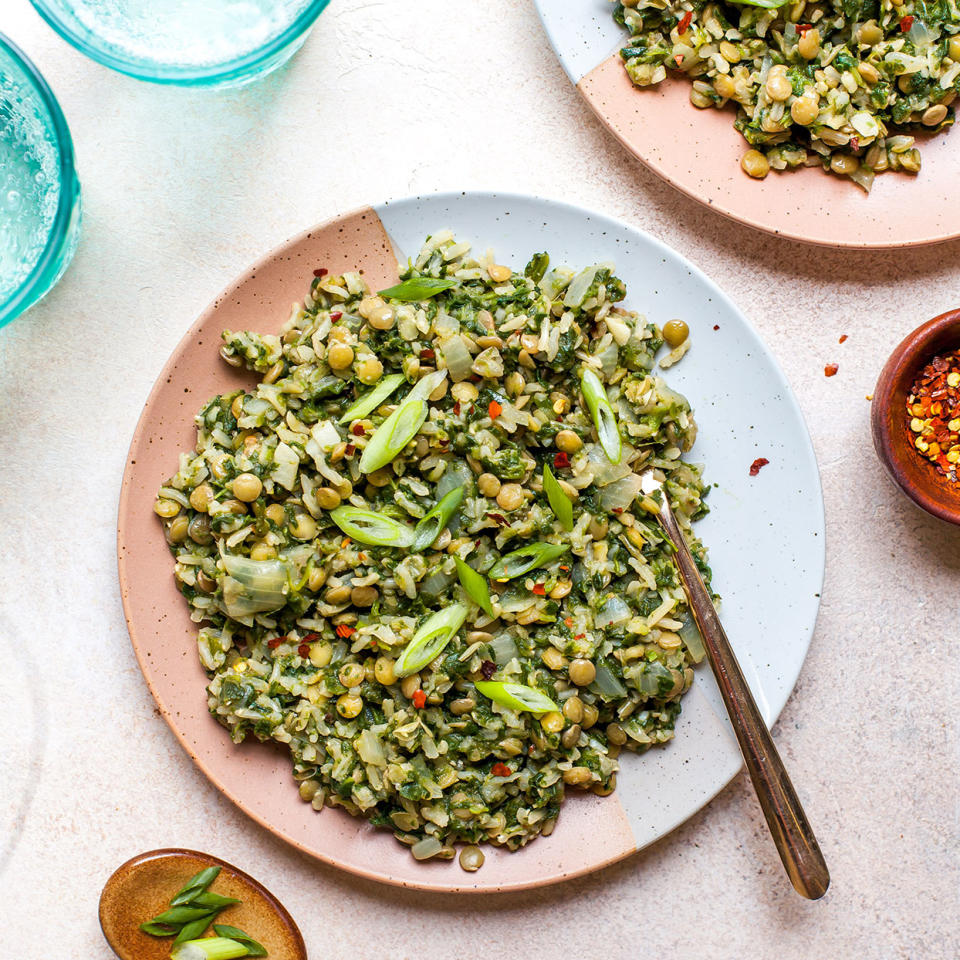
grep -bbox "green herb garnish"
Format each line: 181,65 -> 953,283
379,277 -> 459,301
475,680 -> 559,714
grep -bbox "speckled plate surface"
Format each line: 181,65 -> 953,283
535,0 -> 960,248
117,192 -> 825,892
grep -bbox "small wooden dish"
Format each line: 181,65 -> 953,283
99,849 -> 306,960
872,308 -> 960,526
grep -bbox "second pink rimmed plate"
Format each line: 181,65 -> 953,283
118,192 -> 824,892
535,0 -> 960,248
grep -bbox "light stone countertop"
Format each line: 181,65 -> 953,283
1,1 -> 958,957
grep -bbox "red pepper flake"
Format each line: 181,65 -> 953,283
824,363 -> 839,377
796,22 -> 813,31
850,136 -> 860,152
439,436 -> 449,445
313,268 -> 328,278
559,565 -> 570,572
491,762 -> 511,778
749,457 -> 770,476
453,401 -> 461,416
487,512 -> 510,526
900,14 -> 914,31
713,324 -> 720,331
553,451 -> 571,469
351,422 -> 366,436
296,643 -> 310,658
330,311 -> 343,321
488,400 -> 503,419
673,53 -> 684,67
574,633 -> 585,640
420,348 -> 435,361
481,660 -> 497,680
839,334 -> 848,344
336,624 -> 356,639
906,348 -> 960,483
302,632 -> 320,643
612,507 -> 624,514
532,583 -> 546,596
267,637 -> 284,650
345,443 -> 356,456
677,10 -> 693,34
412,689 -> 427,709
564,617 -> 574,627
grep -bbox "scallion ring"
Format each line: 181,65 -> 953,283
359,370 -> 447,473
394,604 -> 469,678
487,542 -> 568,581
379,277 -> 459,301
338,373 -> 405,424
412,487 -> 464,552
474,680 -> 559,714
328,507 -> 415,548
542,463 -> 574,531
454,556 -> 494,616
581,368 -> 621,464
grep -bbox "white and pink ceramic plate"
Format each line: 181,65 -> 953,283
535,0 -> 960,248
118,192 -> 824,891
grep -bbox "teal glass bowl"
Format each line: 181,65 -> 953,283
0,33 -> 81,329
28,0 -> 330,87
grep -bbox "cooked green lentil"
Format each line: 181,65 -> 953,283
614,0 -> 960,191
155,232 -> 712,866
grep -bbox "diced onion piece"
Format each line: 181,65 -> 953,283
595,595 -> 631,628
592,660 -> 627,698
563,265 -> 599,308
440,336 -> 474,382
678,615 -> 706,663
219,552 -> 289,618
598,473 -> 643,512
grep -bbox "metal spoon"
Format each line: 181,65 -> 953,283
99,848 -> 307,960
639,469 -> 830,900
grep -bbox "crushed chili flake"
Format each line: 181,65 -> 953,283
330,311 -> 343,321
491,762 -> 511,777
850,136 -> 860,152
532,583 -> 546,596
488,400 -> 503,419
907,348 -> 960,483
297,643 -> 311,658
345,443 -> 356,456
336,624 -> 356,638
453,401 -> 461,416
824,363 -> 839,377
677,10 -> 692,33
553,451 -> 570,469
313,268 -> 328,278
341,537 -> 352,548
900,14 -> 914,31
420,348 -> 435,361
267,637 -> 284,650
839,334 -> 848,344
673,53 -> 684,67
574,633 -> 585,640
487,512 -> 510,526
749,457 -> 770,476
481,660 -> 497,680
564,617 -> 574,627
558,565 -> 570,572
796,22 -> 813,31
412,689 -> 427,709
612,507 -> 624,514
713,324 -> 720,331
351,423 -> 366,436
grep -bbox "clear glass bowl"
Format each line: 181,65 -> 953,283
0,33 -> 81,330
28,0 -> 331,87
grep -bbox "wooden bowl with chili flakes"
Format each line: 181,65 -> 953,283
872,308 -> 960,526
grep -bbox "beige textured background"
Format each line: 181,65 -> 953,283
1,1 -> 958,957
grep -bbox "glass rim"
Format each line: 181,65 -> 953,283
0,32 -> 79,326
27,0 -> 330,85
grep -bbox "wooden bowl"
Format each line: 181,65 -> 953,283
872,308 -> 960,526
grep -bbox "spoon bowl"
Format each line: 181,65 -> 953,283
99,849 -> 306,960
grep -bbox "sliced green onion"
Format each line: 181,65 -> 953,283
542,464 -> 573,531
488,542 -> 568,581
412,487 -> 464,551
140,921 -> 179,937
475,680 -> 559,714
395,604 -> 468,677
338,373 -> 405,424
213,925 -> 268,958
359,370 -> 447,473
170,937 -> 250,960
170,867 -> 221,906
152,906 -> 211,926
581,368 -> 621,464
329,507 -> 414,547
379,277 -> 459,301
188,892 -> 241,910
729,0 -> 789,7
454,556 -> 494,616
174,915 -> 218,944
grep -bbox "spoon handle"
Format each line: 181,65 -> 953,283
653,494 -> 830,900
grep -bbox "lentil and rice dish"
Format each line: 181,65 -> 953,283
613,0 -> 960,190
154,232 -> 711,869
